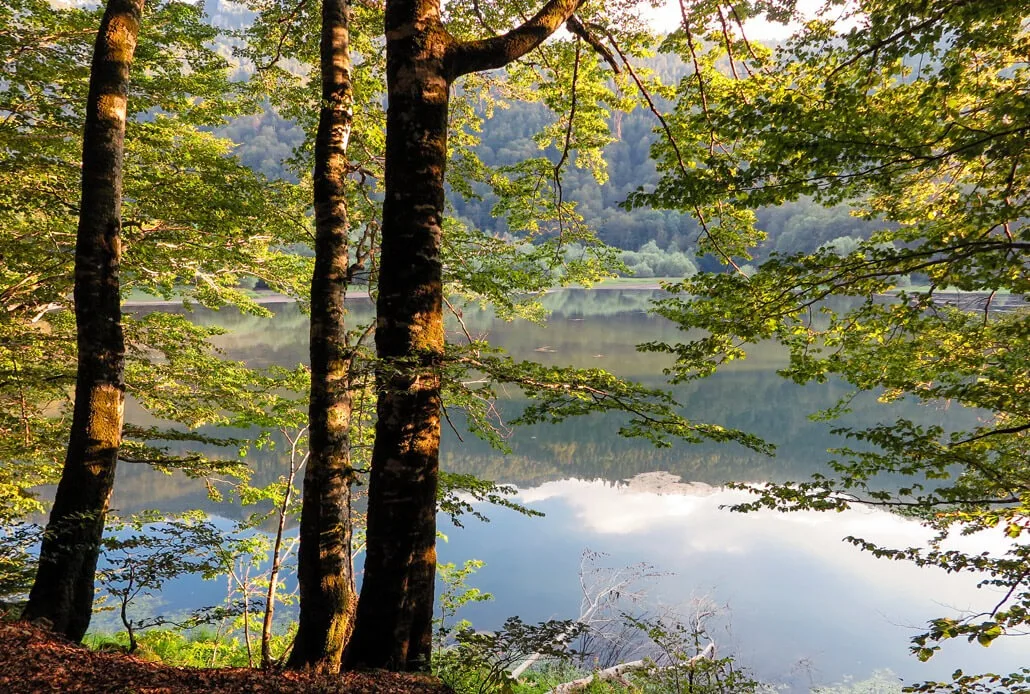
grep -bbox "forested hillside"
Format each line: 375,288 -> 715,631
222,96 -> 879,270
199,0 -> 880,275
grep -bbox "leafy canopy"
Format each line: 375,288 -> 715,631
634,0 -> 1030,683
0,0 -> 310,539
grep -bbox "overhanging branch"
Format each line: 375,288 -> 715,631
445,0 -> 583,79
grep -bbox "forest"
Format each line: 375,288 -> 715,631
1,0 -> 1027,692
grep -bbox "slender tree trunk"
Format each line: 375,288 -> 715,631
21,0 -> 143,642
344,0 -> 449,672
261,430 -> 302,668
286,0 -> 357,673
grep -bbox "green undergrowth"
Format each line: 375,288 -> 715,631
85,627 -> 294,668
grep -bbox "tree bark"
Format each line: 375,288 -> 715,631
287,0 -> 357,673
345,0 -> 583,672
21,0 -> 143,642
343,0 -> 449,671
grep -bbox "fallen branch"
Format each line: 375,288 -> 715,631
509,554 -> 660,680
546,644 -> 716,693
509,621 -> 580,680
547,660 -> 645,693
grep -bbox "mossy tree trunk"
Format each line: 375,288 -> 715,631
286,0 -> 357,673
21,0 -> 144,641
344,0 -> 583,672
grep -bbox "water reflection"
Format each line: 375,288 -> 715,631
114,291 -> 1019,688
440,473 -> 1023,688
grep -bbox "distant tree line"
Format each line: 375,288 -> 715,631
215,61 -> 880,276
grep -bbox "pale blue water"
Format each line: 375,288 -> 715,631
103,292 -> 1026,689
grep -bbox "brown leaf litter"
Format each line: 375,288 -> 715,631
0,621 -> 453,694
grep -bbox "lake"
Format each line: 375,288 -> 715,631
112,290 -> 1025,690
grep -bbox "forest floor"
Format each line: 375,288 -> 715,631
0,621 -> 453,694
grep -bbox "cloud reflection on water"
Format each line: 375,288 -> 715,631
445,472 -> 1025,688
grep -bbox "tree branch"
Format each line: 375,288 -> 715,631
825,0 -> 975,81
565,15 -> 618,73
952,424 -> 1030,448
445,0 -> 583,79
255,0 -> 312,72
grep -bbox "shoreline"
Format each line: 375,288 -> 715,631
123,292 -> 302,308
122,284 -> 1022,310
122,282 -> 672,308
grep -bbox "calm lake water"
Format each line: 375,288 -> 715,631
113,290 -> 1025,689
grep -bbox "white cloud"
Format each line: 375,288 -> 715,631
514,474 -> 1016,613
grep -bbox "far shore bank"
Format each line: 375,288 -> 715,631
121,283 -> 1028,312
122,281 -> 673,308
124,284 -> 1025,311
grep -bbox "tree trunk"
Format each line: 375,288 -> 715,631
343,0 -> 583,673
21,0 -> 143,642
286,0 -> 357,673
343,0 -> 449,672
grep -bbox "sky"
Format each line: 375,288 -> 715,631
645,0 -> 853,42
